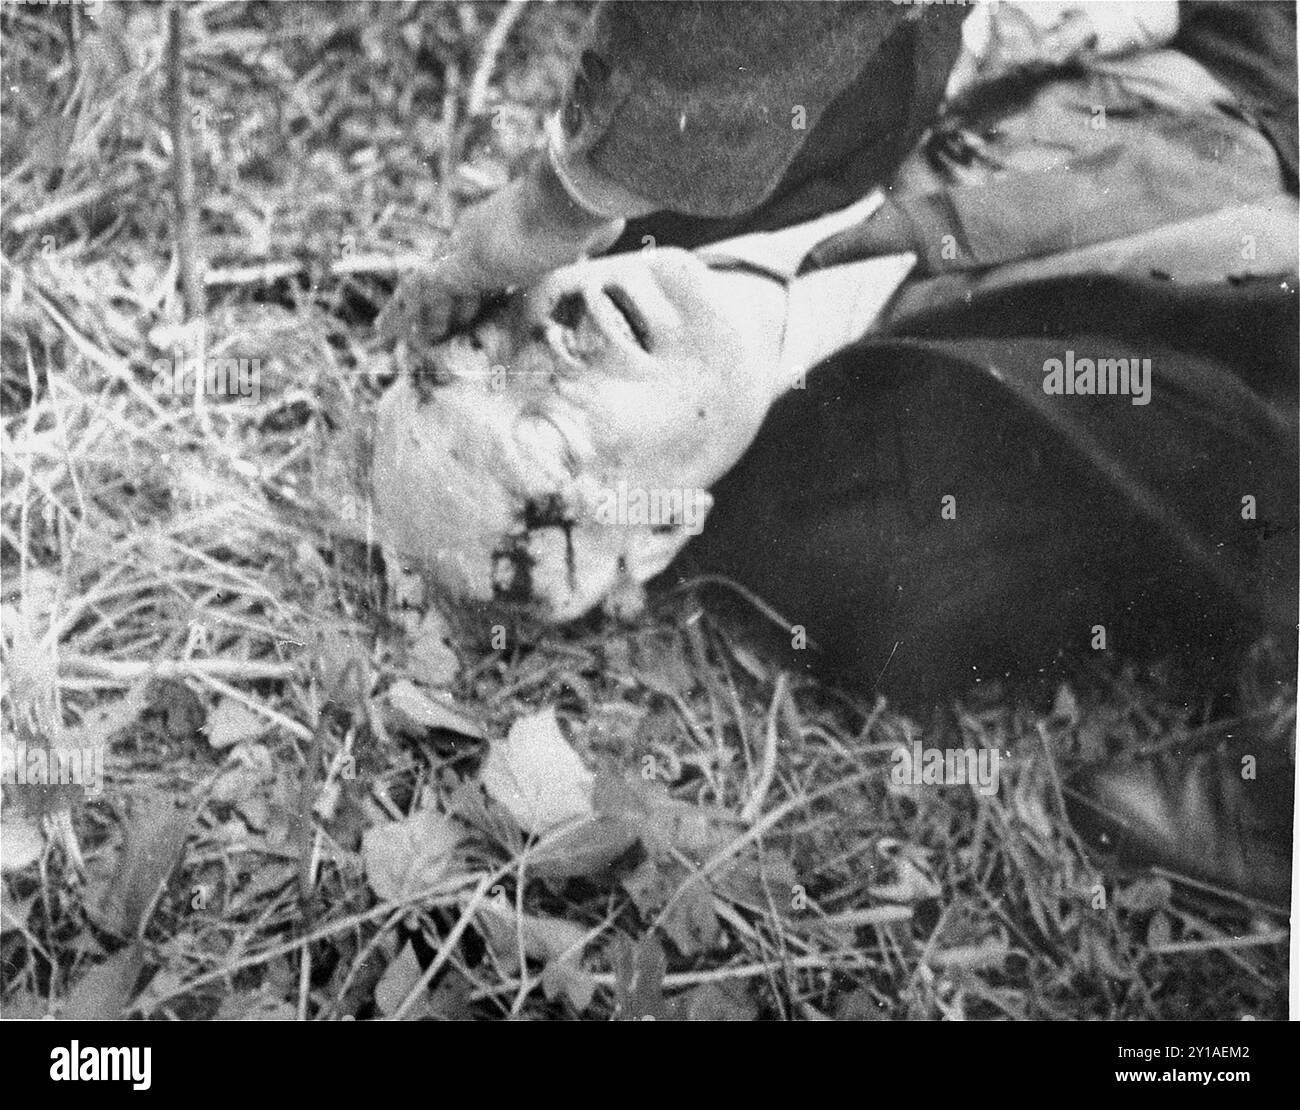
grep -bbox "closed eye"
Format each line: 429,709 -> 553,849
604,284 -> 650,351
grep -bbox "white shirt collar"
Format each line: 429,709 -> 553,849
697,192 -> 916,392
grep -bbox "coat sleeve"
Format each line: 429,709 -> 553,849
1173,0 -> 1299,192
548,0 -> 956,220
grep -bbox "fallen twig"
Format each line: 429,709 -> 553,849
8,178 -> 131,237
204,250 -> 429,288
61,654 -> 298,682
1147,930 -> 1289,955
466,0 -> 528,117
166,3 -> 205,320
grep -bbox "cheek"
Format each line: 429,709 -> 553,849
579,388 -> 719,484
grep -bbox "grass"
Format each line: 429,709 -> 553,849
0,0 -> 1292,1021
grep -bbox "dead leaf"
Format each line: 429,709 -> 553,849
660,873 -> 720,958
206,699 -> 268,749
141,679 -> 206,744
1011,758 -> 1056,844
835,986 -> 890,1020
580,701 -> 647,748
0,809 -> 45,873
314,626 -> 370,708
869,842 -> 941,904
634,642 -> 698,696
684,981 -> 758,1021
86,799 -> 192,938
541,958 -> 597,1013
477,899 -> 587,964
620,857 -> 673,916
374,942 -> 431,1018
384,680 -> 484,740
481,708 -> 593,836
362,799 -> 461,902
210,742 -> 275,805
475,900 -> 595,1011
611,934 -> 679,1021
0,991 -> 47,1019
62,944 -> 146,1020
406,610 -> 460,687
1081,923 -> 1134,981
1116,876 -> 1173,913
621,859 -> 719,957
714,852 -> 799,910
593,772 -> 732,857
527,816 -> 641,879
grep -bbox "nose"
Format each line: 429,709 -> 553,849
549,291 -> 588,330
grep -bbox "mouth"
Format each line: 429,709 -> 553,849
602,284 -> 650,352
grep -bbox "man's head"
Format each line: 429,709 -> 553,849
373,246 -> 785,620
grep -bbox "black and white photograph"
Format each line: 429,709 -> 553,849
1,0 -> 1296,1043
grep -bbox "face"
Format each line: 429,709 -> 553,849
373,247 -> 784,620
